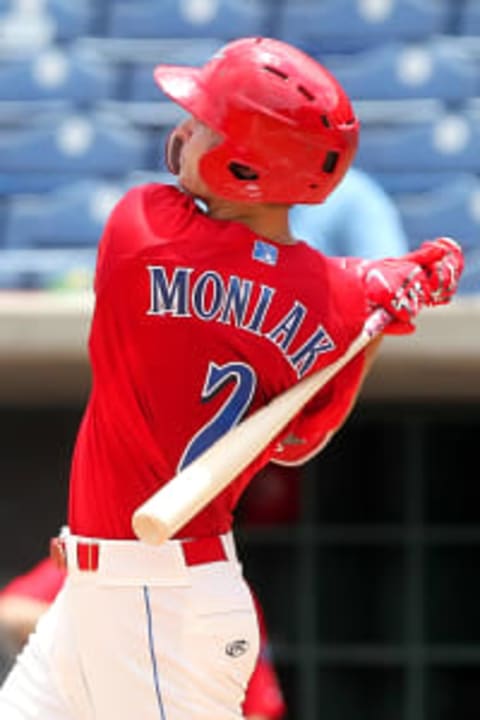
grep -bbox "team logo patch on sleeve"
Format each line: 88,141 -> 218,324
252,240 -> 278,266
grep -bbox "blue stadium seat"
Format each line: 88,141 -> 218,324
0,46 -> 116,103
45,0 -> 94,40
95,100 -> 186,136
396,175 -> 480,251
325,40 -> 477,102
3,180 -> 124,249
127,62 -> 183,103
0,171 -> 87,195
0,196 -> 6,239
356,114 -> 480,174
276,0 -> 448,54
0,0 -> 94,44
0,174 -> 178,289
127,39 -> 224,102
107,0 -> 268,39
0,112 -> 150,194
370,171 -> 472,196
459,0 -> 480,36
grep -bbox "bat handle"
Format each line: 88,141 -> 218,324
364,308 -> 392,339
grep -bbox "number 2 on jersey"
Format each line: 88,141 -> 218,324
178,361 -> 257,471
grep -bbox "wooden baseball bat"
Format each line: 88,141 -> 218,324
132,308 -> 391,545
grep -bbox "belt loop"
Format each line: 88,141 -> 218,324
76,542 -> 100,571
50,537 -> 67,570
181,536 -> 227,566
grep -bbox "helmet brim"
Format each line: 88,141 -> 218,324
154,65 -> 225,135
153,65 -> 203,113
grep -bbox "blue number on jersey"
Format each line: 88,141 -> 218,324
178,361 -> 257,471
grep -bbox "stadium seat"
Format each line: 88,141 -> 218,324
126,40 -> 224,102
76,36 -> 225,64
0,46 -> 116,103
0,0 -> 94,49
0,173 -> 178,289
107,0 -> 268,39
396,175 -> 480,251
0,196 -> 6,239
45,0 -> 95,40
356,114 -> 480,174
3,180 -> 124,249
324,40 -> 477,102
0,173 -> 79,195
127,66 -> 179,104
354,97 -> 443,131
459,0 -> 480,36
0,112 -> 151,194
369,171 -> 472,196
276,0 -> 449,54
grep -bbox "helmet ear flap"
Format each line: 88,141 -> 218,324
165,129 -> 185,175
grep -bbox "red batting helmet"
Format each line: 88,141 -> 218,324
153,36 -> 359,204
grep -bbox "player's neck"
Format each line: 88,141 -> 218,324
207,199 -> 297,245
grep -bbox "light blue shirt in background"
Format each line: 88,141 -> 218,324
290,167 -> 409,259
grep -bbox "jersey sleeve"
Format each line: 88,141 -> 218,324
270,351 -> 366,466
269,254 -> 370,466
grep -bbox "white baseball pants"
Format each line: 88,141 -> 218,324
0,532 -> 259,720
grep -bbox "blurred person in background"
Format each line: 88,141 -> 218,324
0,556 -> 286,720
291,166 -> 409,259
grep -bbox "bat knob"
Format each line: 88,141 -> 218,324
132,511 -> 169,546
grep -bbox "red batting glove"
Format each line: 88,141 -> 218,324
361,258 -> 432,334
404,237 -> 464,306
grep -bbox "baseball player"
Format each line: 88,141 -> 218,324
0,36 -> 463,720
0,558 -> 286,719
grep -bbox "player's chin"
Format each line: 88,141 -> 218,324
179,173 -> 211,203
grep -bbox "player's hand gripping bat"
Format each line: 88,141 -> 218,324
132,308 -> 391,545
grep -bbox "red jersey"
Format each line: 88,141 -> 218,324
68,184 -> 367,538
